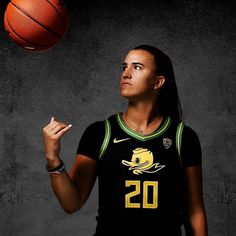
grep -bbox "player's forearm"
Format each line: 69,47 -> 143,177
49,169 -> 83,214
187,209 -> 208,236
43,116 -> 79,213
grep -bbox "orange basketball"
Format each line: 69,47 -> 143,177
4,0 -> 68,51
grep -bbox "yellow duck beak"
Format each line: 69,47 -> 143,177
122,160 -> 149,170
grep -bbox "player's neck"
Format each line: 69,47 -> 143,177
125,100 -> 162,128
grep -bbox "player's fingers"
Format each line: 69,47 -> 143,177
50,117 -> 54,124
49,123 -> 68,135
53,124 -> 72,139
43,117 -> 56,131
44,123 -> 58,133
47,119 -> 69,132
49,122 -> 66,132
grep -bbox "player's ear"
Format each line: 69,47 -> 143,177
153,76 -> 165,90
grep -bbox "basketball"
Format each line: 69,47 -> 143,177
4,0 -> 68,51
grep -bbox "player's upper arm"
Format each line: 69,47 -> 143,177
181,125 -> 202,167
69,120 -> 105,205
76,121 -> 105,160
69,154 -> 98,206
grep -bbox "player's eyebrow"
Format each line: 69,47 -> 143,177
122,62 -> 145,66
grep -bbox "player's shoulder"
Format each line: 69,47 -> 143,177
181,123 -> 201,143
85,120 -> 104,132
173,117 -> 199,136
172,117 -> 201,144
183,124 -> 199,136
106,112 -> 119,121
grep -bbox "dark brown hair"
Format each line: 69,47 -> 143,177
132,45 -> 183,123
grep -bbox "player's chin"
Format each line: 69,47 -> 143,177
120,91 -> 140,102
120,88 -> 132,99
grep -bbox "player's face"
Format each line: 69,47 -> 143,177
120,49 -> 158,101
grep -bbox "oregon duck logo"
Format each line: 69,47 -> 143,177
122,148 -> 165,175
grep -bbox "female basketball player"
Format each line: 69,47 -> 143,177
43,45 -> 208,235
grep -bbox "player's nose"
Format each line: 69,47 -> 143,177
122,68 -> 132,79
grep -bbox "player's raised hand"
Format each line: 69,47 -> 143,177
43,117 -> 72,165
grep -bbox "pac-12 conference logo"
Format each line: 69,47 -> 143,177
122,148 -> 165,175
163,138 -> 172,149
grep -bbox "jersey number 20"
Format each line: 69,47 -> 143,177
125,180 -> 158,209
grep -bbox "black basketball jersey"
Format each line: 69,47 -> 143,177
77,113 -> 202,236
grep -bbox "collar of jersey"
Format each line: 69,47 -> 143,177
116,113 -> 171,141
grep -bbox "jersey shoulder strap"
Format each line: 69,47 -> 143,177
176,121 -> 185,166
99,117 -> 112,159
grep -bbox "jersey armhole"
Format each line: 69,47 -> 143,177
176,122 -> 185,166
99,119 -> 111,159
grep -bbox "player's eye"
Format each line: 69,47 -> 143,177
135,157 -> 140,163
122,65 -> 127,71
134,65 -> 142,70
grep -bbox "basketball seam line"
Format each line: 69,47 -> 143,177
5,11 -> 54,47
46,0 -> 67,27
10,0 -> 61,39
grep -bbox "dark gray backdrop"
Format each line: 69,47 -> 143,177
0,0 -> 235,235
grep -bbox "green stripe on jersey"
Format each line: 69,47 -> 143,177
117,113 -> 171,141
99,119 -> 111,159
176,122 -> 184,166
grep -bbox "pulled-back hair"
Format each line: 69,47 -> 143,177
132,45 -> 183,123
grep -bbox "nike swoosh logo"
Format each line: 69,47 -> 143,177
113,137 -> 131,143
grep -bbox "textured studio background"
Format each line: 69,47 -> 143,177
0,0 -> 235,235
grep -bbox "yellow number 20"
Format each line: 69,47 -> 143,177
125,180 -> 158,209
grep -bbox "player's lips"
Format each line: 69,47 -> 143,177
121,82 -> 132,86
